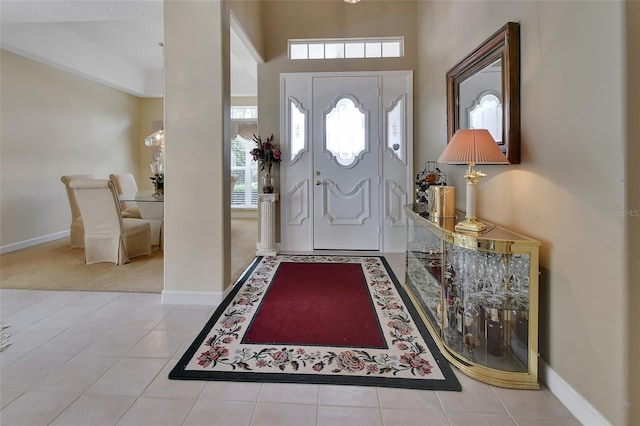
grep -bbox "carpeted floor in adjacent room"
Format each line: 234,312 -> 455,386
0,218 -> 258,293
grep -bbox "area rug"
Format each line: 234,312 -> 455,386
169,255 -> 461,391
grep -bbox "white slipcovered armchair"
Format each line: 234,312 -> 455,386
60,174 -> 94,248
70,179 -> 151,265
109,172 -> 142,218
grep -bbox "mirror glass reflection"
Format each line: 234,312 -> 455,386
458,59 -> 503,144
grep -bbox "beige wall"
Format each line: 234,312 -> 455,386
0,50 -> 153,248
418,1 -> 627,424
231,96 -> 257,106
626,1 -> 639,424
163,0 -> 232,297
137,98 -> 164,191
229,0 -> 264,59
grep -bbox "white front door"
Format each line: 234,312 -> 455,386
280,71 -> 412,253
312,76 -> 380,250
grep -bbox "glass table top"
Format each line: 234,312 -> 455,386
119,190 -> 164,202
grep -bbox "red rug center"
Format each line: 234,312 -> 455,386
243,262 -> 386,348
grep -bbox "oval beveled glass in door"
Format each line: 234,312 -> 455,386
325,97 -> 366,167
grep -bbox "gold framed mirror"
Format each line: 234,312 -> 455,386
446,22 -> 521,164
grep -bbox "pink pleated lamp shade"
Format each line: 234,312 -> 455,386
438,129 -> 510,165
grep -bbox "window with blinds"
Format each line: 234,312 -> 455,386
230,110 -> 258,208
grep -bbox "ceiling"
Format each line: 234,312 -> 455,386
0,0 -> 258,98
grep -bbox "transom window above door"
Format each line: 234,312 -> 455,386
289,37 -> 404,60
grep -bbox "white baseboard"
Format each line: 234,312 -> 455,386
161,290 -> 223,306
539,359 -> 611,425
1,231 -> 69,254
2,214 -> 254,254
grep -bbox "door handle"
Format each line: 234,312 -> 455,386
315,180 -> 323,186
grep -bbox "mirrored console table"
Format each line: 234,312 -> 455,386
404,204 -> 540,389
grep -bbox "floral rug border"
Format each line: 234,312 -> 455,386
169,255 -> 461,391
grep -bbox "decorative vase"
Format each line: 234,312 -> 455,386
516,311 -> 528,343
262,171 -> 274,193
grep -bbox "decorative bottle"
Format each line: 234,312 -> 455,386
455,300 -> 463,335
516,311 -> 528,343
486,309 -> 503,356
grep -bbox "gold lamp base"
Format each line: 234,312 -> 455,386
455,218 -> 488,233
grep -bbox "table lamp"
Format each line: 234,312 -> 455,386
438,129 -> 509,233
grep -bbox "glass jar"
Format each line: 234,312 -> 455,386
262,171 -> 274,193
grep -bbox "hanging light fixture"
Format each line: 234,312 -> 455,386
144,129 -> 165,149
144,128 -> 165,167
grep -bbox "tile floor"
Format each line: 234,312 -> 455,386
0,256 -> 580,426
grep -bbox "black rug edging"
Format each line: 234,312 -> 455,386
169,256 -> 264,379
169,255 -> 461,392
